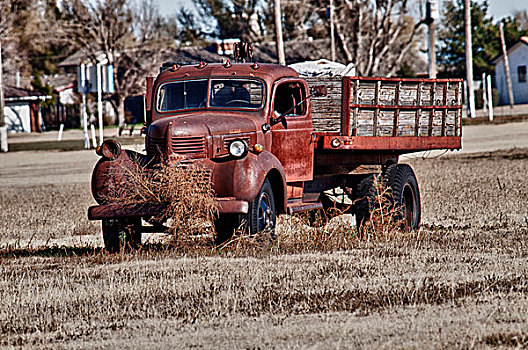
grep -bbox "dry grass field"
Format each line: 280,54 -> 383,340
0,146 -> 527,349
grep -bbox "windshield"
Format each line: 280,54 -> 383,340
157,79 -> 207,111
157,79 -> 263,112
210,80 -> 263,108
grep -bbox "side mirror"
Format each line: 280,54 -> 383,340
310,85 -> 327,97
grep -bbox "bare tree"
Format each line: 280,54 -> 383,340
196,0 -> 265,41
59,0 -> 171,129
0,0 -> 36,86
514,9 -> 528,30
313,0 -> 424,76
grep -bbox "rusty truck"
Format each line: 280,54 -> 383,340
88,61 -> 462,252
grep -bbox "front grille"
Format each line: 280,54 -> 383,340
148,137 -> 166,155
178,160 -> 212,187
171,136 -> 206,156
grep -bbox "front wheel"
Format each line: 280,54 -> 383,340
102,218 -> 142,253
248,179 -> 276,235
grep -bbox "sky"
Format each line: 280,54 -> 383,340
483,0 -> 527,19
155,0 -> 527,21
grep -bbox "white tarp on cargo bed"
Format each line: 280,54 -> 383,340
289,59 -> 355,77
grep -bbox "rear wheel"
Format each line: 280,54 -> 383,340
353,164 -> 421,231
102,218 -> 142,253
353,174 -> 378,229
383,164 -> 421,230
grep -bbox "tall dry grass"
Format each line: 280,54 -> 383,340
105,159 -> 218,239
1,148 -> 528,348
104,157 -> 406,253
214,176 -> 408,255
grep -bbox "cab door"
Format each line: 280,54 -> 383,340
270,78 -> 314,182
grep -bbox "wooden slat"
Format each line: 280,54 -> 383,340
393,81 -> 401,136
441,82 -> 449,136
414,82 -> 422,136
309,76 -> 462,141
455,81 -> 461,136
341,78 -> 351,136
352,79 -> 359,136
428,82 -> 436,137
373,81 -> 380,137
306,76 -> 343,133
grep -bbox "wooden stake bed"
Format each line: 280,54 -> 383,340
306,76 -> 463,152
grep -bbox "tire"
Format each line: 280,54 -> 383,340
214,214 -> 242,244
353,174 -> 379,229
102,218 -> 142,253
383,164 -> 421,230
247,179 -> 276,235
353,165 -> 421,231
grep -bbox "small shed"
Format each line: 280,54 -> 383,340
3,86 -> 51,133
492,36 -> 528,105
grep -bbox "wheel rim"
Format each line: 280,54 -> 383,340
257,192 -> 273,231
402,183 -> 416,229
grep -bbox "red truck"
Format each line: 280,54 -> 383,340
88,61 -> 462,252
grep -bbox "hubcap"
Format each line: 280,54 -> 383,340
257,192 -> 273,231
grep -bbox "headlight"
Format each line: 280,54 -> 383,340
99,140 -> 122,160
229,139 -> 248,158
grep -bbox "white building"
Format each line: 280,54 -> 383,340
3,86 -> 51,133
492,36 -> 528,105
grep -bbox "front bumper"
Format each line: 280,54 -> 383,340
88,198 -> 249,220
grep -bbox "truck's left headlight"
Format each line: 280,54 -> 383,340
229,139 -> 248,158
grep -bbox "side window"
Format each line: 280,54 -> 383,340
274,82 -> 306,117
518,65 -> 527,83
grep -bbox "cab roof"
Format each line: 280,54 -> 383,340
157,62 -> 299,83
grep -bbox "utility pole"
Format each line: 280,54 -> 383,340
96,63 -> 104,145
80,63 -> 90,149
464,0 -> 476,118
0,41 -> 7,152
499,22 -> 515,108
426,0 -> 438,78
330,0 -> 336,62
274,0 -> 286,65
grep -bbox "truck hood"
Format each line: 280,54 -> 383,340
149,112 -> 261,138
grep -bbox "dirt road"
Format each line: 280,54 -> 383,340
461,120 -> 528,153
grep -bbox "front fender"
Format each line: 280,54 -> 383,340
212,151 -> 287,213
91,149 -> 148,204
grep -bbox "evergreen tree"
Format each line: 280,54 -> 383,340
438,0 -> 528,78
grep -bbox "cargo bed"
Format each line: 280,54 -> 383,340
306,76 -> 463,152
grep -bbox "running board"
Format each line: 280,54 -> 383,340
287,202 -> 323,215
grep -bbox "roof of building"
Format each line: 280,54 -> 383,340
58,50 -> 109,67
491,36 -> 528,65
58,39 -> 339,69
4,86 -> 51,102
